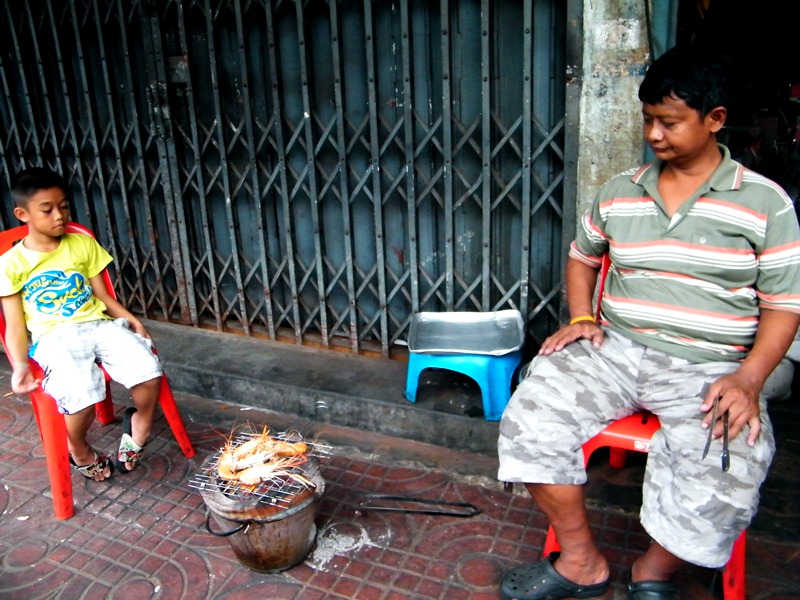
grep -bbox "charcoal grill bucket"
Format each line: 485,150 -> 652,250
201,476 -> 324,573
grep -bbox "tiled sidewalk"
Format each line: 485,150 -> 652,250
0,385 -> 798,598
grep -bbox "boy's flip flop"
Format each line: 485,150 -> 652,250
69,448 -> 114,480
116,407 -> 146,474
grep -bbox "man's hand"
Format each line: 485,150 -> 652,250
538,321 -> 605,355
701,371 -> 762,447
11,365 -> 40,395
705,309 -> 800,447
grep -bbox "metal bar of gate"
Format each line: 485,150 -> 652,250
0,111 -> 12,229
142,6 -> 193,323
400,0 -> 419,315
233,0 -> 271,334
519,0 -> 534,317
202,0 -> 248,331
174,0 -> 217,329
117,0 -> 160,318
68,1 -> 117,268
4,4 -> 41,169
44,2 -> 92,227
480,0 -> 491,309
265,0 -> 302,343
440,0 -> 454,311
0,7 -> 26,228
364,0 -> 389,354
15,4 -> 52,171
294,1 -> 329,346
328,0 -> 359,352
562,0 -> 583,319
92,0 -> 145,311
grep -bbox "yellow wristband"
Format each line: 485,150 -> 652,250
569,315 -> 596,326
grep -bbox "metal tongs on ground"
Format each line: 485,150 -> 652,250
346,494 -> 482,518
701,395 -> 730,472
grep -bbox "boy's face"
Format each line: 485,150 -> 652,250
13,187 -> 70,237
642,93 -> 726,164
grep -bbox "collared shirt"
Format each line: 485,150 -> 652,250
570,145 -> 800,363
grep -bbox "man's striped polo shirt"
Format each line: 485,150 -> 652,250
570,145 -> 800,363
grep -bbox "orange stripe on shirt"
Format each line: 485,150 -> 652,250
693,197 -> 766,220
759,240 -> 800,256
604,293 -> 759,322
757,291 -> 800,303
613,240 -> 754,256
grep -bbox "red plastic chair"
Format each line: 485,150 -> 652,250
0,222 -> 196,519
541,254 -> 746,600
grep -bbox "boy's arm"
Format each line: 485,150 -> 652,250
89,274 -> 151,339
0,294 -> 41,394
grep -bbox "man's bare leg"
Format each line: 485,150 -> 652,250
631,541 -> 684,582
525,482 -> 609,585
65,406 -> 112,481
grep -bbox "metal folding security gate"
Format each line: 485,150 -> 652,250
0,0 -> 571,356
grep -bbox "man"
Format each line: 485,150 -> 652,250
497,47 -> 800,600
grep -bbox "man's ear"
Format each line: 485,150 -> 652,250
13,206 -> 29,223
706,106 -> 727,133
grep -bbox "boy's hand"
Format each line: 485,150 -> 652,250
127,317 -> 151,340
11,365 -> 41,394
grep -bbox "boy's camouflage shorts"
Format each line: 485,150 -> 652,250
497,329 -> 775,568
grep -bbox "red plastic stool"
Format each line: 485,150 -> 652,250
542,412 -> 746,600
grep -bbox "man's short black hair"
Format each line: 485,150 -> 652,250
638,46 -> 731,116
10,167 -> 69,208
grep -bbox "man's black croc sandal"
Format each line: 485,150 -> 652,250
500,552 -> 610,600
626,570 -> 679,600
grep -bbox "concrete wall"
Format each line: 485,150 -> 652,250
576,0 -> 650,214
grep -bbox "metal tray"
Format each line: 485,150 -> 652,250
407,310 -> 524,355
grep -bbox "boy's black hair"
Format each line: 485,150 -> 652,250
638,45 -> 731,116
10,167 -> 68,208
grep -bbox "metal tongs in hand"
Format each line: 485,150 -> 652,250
701,395 -> 730,472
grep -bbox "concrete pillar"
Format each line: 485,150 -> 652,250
577,0 -> 650,213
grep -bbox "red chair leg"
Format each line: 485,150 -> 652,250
722,531 -> 746,600
30,389 -> 74,520
93,380 -> 116,425
157,376 -> 196,458
543,524 -> 560,556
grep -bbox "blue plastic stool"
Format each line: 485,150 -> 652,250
404,349 -> 523,421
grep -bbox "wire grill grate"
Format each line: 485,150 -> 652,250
189,431 -> 330,507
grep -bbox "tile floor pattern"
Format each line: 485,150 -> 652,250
0,390 -> 799,599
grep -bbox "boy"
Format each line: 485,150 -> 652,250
497,47 -> 800,599
0,167 -> 162,481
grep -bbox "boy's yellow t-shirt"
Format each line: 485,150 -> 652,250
0,234 -> 113,342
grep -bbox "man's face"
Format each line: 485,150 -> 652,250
642,94 -> 724,164
14,187 -> 70,237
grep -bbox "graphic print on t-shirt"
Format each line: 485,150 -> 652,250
23,270 -> 92,317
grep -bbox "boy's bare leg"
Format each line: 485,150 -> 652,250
525,483 -> 610,585
65,406 -> 112,481
122,376 -> 161,471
